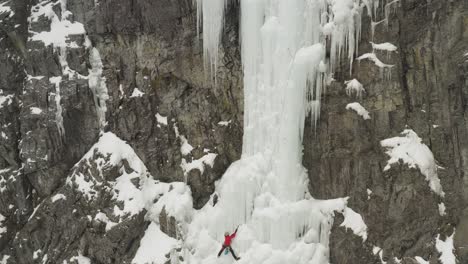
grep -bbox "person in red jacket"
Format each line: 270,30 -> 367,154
217,227 -> 240,260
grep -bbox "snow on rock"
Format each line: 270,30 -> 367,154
30,107 -> 43,114
51,193 -> 66,202
218,120 -> 231,126
33,250 -> 41,260
346,102 -> 370,120
0,1 -> 13,18
371,41 -> 398,52
0,94 -> 13,108
0,213 -> 6,235
132,222 -> 178,264
357,53 -> 394,68
415,256 -> 430,264
340,207 -> 368,241
29,0 -> 85,48
155,113 -> 168,125
380,129 -> 444,197
130,88 -> 145,98
67,132 -> 153,213
0,255 -> 10,264
69,252 -> 91,264
436,233 -> 457,264
367,188 -> 372,200
147,182 -> 193,224
181,153 -> 218,176
94,212 -> 117,231
373,246 -> 387,264
345,79 -> 366,98
438,203 -> 446,216
67,132 -> 193,232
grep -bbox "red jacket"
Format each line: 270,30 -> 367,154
223,231 -> 237,246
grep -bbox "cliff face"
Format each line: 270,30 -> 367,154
0,0 -> 467,263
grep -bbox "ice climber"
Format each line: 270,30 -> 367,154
217,227 -> 240,260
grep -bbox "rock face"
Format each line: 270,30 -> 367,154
0,0 -> 467,263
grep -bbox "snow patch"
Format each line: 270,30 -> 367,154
130,88 -> 145,98
181,153 -> 217,176
155,113 -> 168,125
340,207 -> 368,241
371,41 -> 397,52
132,222 -> 178,264
51,193 -> 66,202
29,1 -> 85,48
33,250 -> 41,260
0,255 -> 10,264
357,52 -> 394,69
373,246 -> 387,264
438,203 -> 446,216
0,213 -> 6,235
381,129 -> 444,197
69,252 -> 91,264
436,233 -> 457,264
94,212 -> 117,231
0,1 -> 14,18
345,79 -> 366,98
218,120 -> 231,126
415,256 -> 429,264
0,94 -> 13,108
30,107 -> 43,115
346,102 -> 370,120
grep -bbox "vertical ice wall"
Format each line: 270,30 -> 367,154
185,0 -> 371,263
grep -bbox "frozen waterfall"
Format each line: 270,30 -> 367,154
187,0 -> 367,263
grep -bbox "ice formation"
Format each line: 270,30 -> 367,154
88,48 -> 109,129
49,76 -> 65,137
381,129 -> 444,197
184,0 -> 377,263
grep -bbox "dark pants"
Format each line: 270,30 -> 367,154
217,245 -> 239,259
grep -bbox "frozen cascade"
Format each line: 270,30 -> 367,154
88,47 -> 109,129
195,0 -> 227,81
182,0 -> 377,263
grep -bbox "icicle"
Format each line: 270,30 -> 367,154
195,0 -> 228,83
